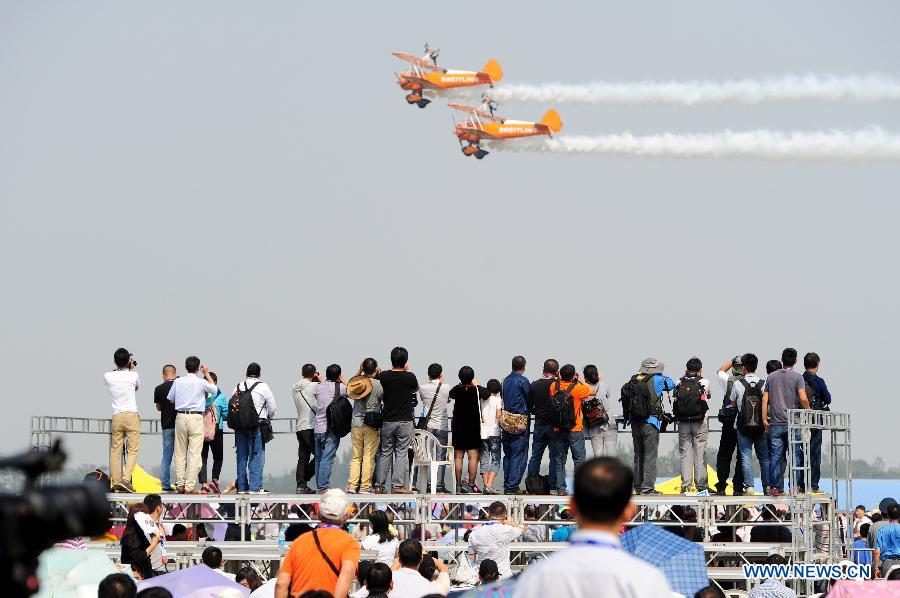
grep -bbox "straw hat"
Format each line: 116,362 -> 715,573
347,375 -> 373,400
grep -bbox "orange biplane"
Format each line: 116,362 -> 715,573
393,45 -> 502,108
449,101 -> 562,159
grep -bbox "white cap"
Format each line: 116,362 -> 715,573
319,489 -> 349,521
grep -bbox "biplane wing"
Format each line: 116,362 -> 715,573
392,52 -> 441,72
448,102 -> 506,123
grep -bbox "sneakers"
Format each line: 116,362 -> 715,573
250,489 -> 270,494
345,486 -> 359,494
768,487 -> 782,497
743,487 -> 760,496
695,489 -> 710,497
640,489 -> 662,496
114,480 -> 136,493
295,485 -> 314,494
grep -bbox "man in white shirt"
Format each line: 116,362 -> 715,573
233,362 -> 276,493
415,364 -> 451,492
515,457 -> 673,598
357,539 -> 450,598
167,355 -> 218,494
467,501 -> 523,578
105,347 -> 140,493
292,363 -> 320,494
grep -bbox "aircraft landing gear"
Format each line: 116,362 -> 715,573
416,98 -> 431,108
405,92 -> 423,105
474,149 -> 489,159
462,145 -> 479,156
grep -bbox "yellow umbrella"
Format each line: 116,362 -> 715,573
654,465 -> 733,494
132,464 -> 162,493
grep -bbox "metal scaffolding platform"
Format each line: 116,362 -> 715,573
32,412 -> 854,596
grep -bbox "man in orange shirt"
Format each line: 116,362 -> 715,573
275,489 -> 359,598
550,364 -> 591,495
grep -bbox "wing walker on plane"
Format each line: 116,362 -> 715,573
450,99 -> 562,159
393,45 -> 503,108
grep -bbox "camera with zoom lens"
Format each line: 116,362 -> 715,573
0,441 -> 111,597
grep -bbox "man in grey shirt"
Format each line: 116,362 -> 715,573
292,364 -> 319,494
416,363 -> 452,492
347,358 -> 384,493
762,348 -> 809,495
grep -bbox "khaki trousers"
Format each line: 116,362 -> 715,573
110,412 -> 141,486
348,425 -> 380,491
174,413 -> 204,490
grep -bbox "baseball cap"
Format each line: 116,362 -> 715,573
319,489 -> 349,521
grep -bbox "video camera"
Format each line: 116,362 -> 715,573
0,440 -> 110,597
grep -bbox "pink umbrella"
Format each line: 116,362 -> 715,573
137,564 -> 250,597
828,580 -> 900,597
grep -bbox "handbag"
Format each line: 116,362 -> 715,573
364,409 -> 384,429
498,410 -> 527,434
416,382 -> 442,430
258,418 -> 274,444
582,384 -> 609,427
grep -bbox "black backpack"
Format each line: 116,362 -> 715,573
525,473 -> 551,495
673,377 -> 708,421
227,381 -> 262,430
620,373 -> 658,421
548,380 -> 577,430
737,378 -> 764,434
326,381 -> 353,438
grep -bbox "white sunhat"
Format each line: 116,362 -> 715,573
319,488 -> 349,521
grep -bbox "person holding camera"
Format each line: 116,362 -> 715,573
105,347 -> 141,493
233,362 -> 276,494
167,355 -> 218,494
292,364 -> 320,494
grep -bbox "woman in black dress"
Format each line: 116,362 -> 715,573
450,366 -> 489,494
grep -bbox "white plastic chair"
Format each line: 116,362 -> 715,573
409,429 -> 453,493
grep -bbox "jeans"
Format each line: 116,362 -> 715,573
527,423 -> 558,489
501,430 -> 529,492
551,430 -> 586,493
235,428 -> 265,492
738,429 -> 770,491
199,428 -> 223,484
588,428 -> 618,457
413,427 -> 449,491
295,429 -> 315,488
480,436 -> 501,473
715,422 -> 744,494
314,431 -> 339,492
768,424 -> 801,492
810,428 -> 822,491
632,422 -> 660,493
677,420 -> 709,492
160,427 -> 175,490
375,421 -> 413,490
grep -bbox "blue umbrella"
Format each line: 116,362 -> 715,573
621,523 -> 708,596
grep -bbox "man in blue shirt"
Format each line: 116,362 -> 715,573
629,358 -> 676,495
875,503 -> 900,578
803,352 -> 832,494
501,356 -> 531,494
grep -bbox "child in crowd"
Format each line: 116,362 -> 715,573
853,523 -> 873,566
479,379 -> 503,494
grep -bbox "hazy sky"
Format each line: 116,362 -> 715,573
2,1 -> 899,480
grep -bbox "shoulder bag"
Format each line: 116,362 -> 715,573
416,382 -> 442,430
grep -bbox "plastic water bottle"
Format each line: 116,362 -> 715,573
278,525 -> 285,552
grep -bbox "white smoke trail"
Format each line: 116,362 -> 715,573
489,74 -> 900,105
487,128 -> 900,161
